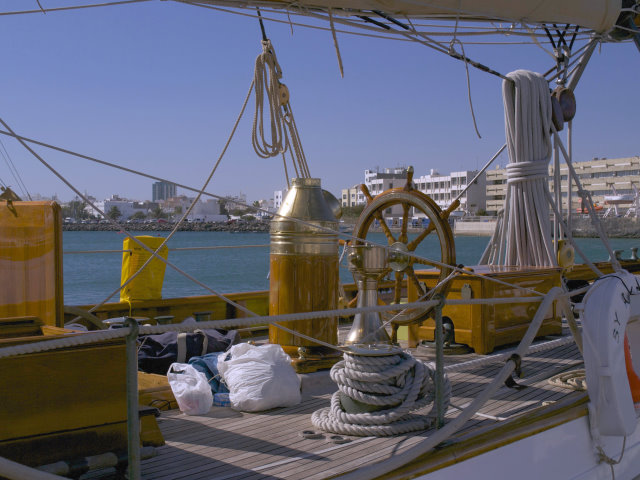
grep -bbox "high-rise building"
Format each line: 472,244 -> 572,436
152,181 -> 177,202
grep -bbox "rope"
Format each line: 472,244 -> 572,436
487,70 -> 556,267
64,245 -> 270,254
311,352 -> 450,436
443,335 -> 575,373
547,369 -> 586,390
0,128 -> 564,299
337,286 -> 563,480
252,39 -> 285,159
252,39 -> 311,178
328,8 -> 345,77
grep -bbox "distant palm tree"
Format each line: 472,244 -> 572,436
150,206 -> 168,219
106,206 -> 122,220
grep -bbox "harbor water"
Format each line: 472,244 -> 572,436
63,231 -> 640,305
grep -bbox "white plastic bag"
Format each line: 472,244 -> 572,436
217,343 -> 301,412
167,363 -> 213,415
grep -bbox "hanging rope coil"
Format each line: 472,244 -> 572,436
483,70 -> 556,267
506,161 -> 549,183
252,39 -> 310,178
311,352 -> 451,436
252,39 -> 285,159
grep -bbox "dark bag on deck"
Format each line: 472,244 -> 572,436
138,328 -> 240,375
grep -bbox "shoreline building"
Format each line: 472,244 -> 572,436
341,185 -> 364,207
274,189 -> 287,211
341,167 -> 408,213
103,195 -> 156,220
414,169 -> 485,215
341,167 -> 486,222
485,156 -> 640,216
152,181 -> 177,202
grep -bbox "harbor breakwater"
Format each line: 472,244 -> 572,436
63,220 -> 270,233
454,216 -> 640,238
62,217 -> 640,237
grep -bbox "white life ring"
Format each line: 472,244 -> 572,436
581,270 -> 640,437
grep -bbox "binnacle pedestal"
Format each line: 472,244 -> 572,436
344,245 -> 393,346
269,178 -> 341,373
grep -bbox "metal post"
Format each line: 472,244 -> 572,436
125,317 -> 141,480
433,295 -> 445,428
567,121 -> 573,233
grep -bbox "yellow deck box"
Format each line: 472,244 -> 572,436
408,265 -> 563,354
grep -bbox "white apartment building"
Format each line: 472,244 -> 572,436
103,195 -> 152,220
414,169 -> 485,215
274,189 -> 287,210
187,199 -> 226,222
341,167 -> 408,217
485,156 -> 640,215
341,167 -> 485,221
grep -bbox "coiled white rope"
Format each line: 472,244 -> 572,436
487,70 -> 556,267
311,351 -> 450,436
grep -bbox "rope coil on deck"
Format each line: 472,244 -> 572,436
311,352 -> 450,436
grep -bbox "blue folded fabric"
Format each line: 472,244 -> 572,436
188,352 -> 229,394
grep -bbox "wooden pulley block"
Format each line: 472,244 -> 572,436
278,83 -> 290,106
552,86 -> 576,122
550,94 -> 564,132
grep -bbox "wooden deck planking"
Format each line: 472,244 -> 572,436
138,341 -> 587,479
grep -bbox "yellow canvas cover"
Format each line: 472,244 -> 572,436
0,201 -> 63,327
120,236 -> 168,302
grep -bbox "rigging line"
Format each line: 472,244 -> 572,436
35,0 -> 46,14
0,127 -> 299,227
0,145 -> 26,198
0,131 -> 553,297
0,137 -> 30,198
0,0 -> 152,16
183,2 -> 561,43
545,41 -> 592,83
91,77 -> 256,317
449,38 -> 482,138
404,16 -> 509,80
553,23 -> 571,49
0,137 -> 30,200
64,245 -> 270,254
256,7 -> 268,42
569,25 -> 580,50
105,75 -> 256,302
179,1 -> 415,42
0,89 -> 261,320
522,22 -> 557,59
328,8 -> 345,77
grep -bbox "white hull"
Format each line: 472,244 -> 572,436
422,414 -> 640,480
604,195 -> 635,205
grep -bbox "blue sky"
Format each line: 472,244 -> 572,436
0,1 -> 638,203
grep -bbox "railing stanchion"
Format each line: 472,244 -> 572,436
125,317 -> 141,480
434,295 -> 445,428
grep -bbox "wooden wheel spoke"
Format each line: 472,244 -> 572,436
376,210 -> 397,245
351,168 -> 456,325
407,267 -> 426,297
414,257 -> 441,269
407,223 -> 435,251
399,204 -> 410,244
393,271 -> 403,304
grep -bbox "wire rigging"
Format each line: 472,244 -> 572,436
0,137 -> 31,200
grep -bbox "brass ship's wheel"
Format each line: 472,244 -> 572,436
351,166 -> 457,326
